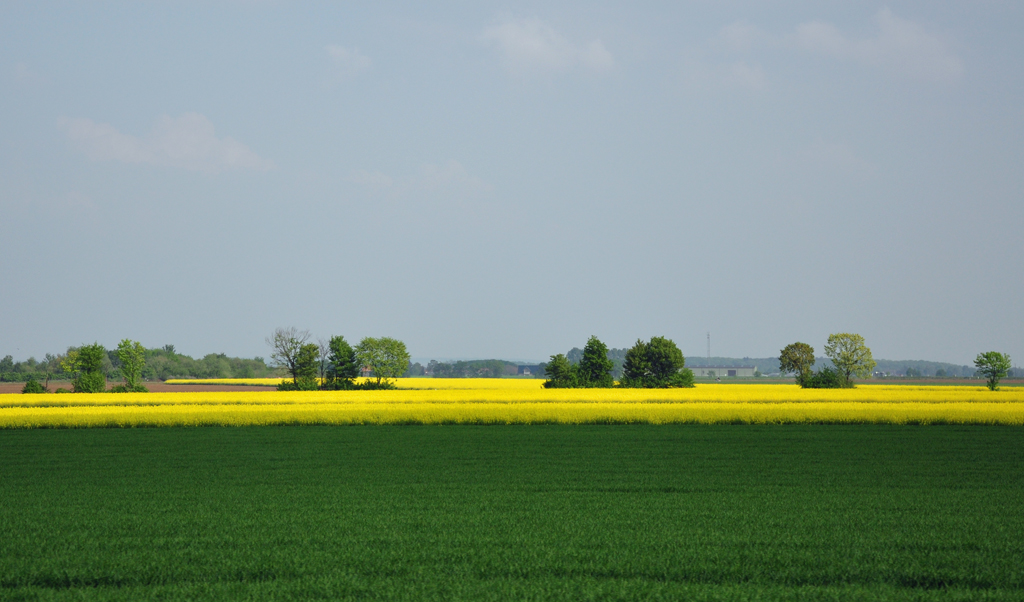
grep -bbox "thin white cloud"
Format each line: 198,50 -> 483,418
61,113 -> 274,173
480,17 -> 613,75
325,44 -> 371,81
720,8 -> 963,82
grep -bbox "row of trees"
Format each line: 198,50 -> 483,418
779,333 -> 877,389
779,334 -> 1013,391
3,346 -> 274,383
22,340 -> 151,393
544,336 -> 694,389
266,327 -> 410,391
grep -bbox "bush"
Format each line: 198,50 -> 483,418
355,380 -> 396,391
110,384 -> 149,393
277,378 -> 320,391
21,379 -> 46,394
798,366 -> 851,389
73,371 -> 107,393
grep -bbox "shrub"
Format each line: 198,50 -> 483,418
21,379 -> 46,394
799,366 -> 851,389
277,378 -> 319,391
110,384 -> 150,393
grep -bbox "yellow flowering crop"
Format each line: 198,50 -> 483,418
1,384 -> 1022,428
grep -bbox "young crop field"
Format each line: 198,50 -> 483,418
2,382 -> 1024,427
1,426 -> 1022,600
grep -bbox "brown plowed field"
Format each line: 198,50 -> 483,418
0,382 -> 276,394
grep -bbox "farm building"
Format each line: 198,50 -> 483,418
689,366 -> 757,378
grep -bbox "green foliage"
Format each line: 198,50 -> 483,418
293,343 -> 320,389
323,335 -> 360,390
71,343 -> 107,393
355,337 -> 410,387
779,342 -> 815,379
577,336 -> 615,388
21,379 -> 46,394
620,340 -> 651,387
2,427 -> 1023,600
620,336 -> 694,388
542,354 -> 579,388
109,384 -> 149,393
798,366 -> 851,389
72,371 -> 107,393
545,337 -> 618,388
824,333 -> 876,386
975,351 -> 1012,391
116,339 -> 146,391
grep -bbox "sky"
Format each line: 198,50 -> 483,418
1,1 -> 1022,365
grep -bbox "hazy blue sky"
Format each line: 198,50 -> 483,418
2,2 -> 1021,365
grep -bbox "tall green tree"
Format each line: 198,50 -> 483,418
974,351 -> 1012,391
779,342 -> 815,382
578,336 -> 614,388
823,333 -> 876,386
71,343 -> 107,393
324,335 -> 360,390
355,337 -> 410,388
620,339 -> 651,386
620,336 -> 694,388
542,354 -> 578,389
115,339 -> 148,392
293,343 -> 320,390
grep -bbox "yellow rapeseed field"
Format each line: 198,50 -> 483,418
2,382 -> 1023,428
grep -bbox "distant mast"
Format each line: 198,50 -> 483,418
707,332 -> 710,361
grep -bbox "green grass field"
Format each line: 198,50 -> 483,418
1,426 -> 1022,600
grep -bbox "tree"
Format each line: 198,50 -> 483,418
543,354 -> 579,388
355,337 -> 410,388
71,343 -> 107,393
266,327 -> 311,384
779,342 -> 815,381
324,335 -> 360,390
113,339 -> 148,392
974,351 -> 1011,391
823,333 -> 876,387
620,340 -> 651,387
294,343 -> 320,390
619,337 -> 694,388
577,336 -> 614,387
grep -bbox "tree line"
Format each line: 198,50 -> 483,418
266,327 -> 410,391
779,333 -> 1013,390
2,345 -> 274,387
544,336 -> 695,389
19,340 -> 153,394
